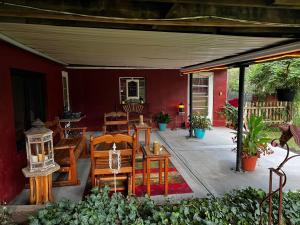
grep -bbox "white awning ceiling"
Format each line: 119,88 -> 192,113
0,23 -> 291,69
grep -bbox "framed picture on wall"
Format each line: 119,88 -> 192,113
126,79 -> 139,100
119,77 -> 145,103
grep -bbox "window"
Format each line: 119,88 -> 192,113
119,77 -> 145,103
192,72 -> 213,120
11,69 -> 46,151
62,71 -> 70,111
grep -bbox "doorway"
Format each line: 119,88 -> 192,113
11,69 -> 46,151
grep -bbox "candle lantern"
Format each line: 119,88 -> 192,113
25,119 -> 55,172
178,102 -> 185,113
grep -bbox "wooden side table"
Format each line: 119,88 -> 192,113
22,163 -> 60,204
134,123 -> 151,153
141,145 -> 171,196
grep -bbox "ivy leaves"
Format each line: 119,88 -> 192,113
28,187 -> 300,225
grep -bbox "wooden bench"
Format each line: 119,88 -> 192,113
103,112 -> 130,134
45,117 -> 87,186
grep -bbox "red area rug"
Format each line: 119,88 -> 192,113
134,159 -> 193,196
83,159 -> 193,197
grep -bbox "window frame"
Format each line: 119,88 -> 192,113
119,77 -> 146,103
62,71 -> 70,111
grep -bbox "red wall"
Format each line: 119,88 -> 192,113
67,69 -> 188,130
0,41 -> 64,202
213,69 -> 227,126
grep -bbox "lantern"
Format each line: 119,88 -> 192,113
25,119 -> 55,172
178,102 -> 185,113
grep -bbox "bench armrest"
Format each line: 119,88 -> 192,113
62,127 -> 87,132
54,144 -> 76,150
61,127 -> 87,138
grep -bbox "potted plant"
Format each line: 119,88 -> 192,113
239,115 -> 270,171
155,112 -> 171,131
219,103 -> 238,130
191,112 -> 211,139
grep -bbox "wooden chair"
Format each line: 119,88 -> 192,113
122,103 -> 152,126
90,134 -> 136,195
103,112 -> 130,134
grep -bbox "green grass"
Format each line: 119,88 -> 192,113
262,127 -> 300,152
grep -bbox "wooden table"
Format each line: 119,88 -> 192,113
134,123 -> 151,153
22,163 -> 60,204
141,145 -> 170,196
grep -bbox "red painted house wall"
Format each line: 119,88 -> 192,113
67,69 -> 188,131
0,41 -> 64,202
213,69 -> 227,127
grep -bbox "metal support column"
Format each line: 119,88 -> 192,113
236,65 -> 246,171
189,73 -> 193,137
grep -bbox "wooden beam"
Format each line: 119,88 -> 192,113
165,3 -> 300,25
134,0 -> 300,9
0,9 -> 299,28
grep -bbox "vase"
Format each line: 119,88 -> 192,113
242,155 -> 258,171
158,123 -> 167,131
194,128 -> 205,139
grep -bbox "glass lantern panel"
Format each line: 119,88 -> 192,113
43,140 -> 53,159
30,143 -> 43,155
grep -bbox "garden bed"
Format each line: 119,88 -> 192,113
3,186 -> 300,225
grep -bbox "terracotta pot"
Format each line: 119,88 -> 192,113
242,155 -> 258,171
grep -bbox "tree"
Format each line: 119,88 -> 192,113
248,58 -> 300,98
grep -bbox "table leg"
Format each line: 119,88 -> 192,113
159,160 -> 163,184
35,177 -> 41,204
48,174 -> 53,202
136,129 -> 140,153
43,176 -> 49,203
146,128 -> 151,146
164,158 -> 169,196
29,177 -> 35,204
143,158 -> 147,185
147,158 -> 151,196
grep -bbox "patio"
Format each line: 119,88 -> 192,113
11,127 -> 300,204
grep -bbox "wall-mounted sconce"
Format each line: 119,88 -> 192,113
178,102 -> 185,113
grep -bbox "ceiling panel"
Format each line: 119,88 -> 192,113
0,23 -> 289,69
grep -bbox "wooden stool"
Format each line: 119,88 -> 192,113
141,145 -> 170,196
22,163 -> 60,204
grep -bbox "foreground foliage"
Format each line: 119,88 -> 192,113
0,205 -> 15,225
29,187 -> 300,225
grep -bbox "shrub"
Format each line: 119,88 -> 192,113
28,187 -> 300,225
0,205 -> 15,225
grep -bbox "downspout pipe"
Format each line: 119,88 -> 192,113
189,73 -> 193,137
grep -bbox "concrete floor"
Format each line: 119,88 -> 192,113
157,127 -> 300,198
11,127 -> 300,204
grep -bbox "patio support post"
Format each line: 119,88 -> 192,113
189,73 -> 193,137
236,65 -> 246,171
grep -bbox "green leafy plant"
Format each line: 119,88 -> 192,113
28,186 -> 300,225
191,112 -> 212,130
220,103 -> 238,130
155,112 -> 171,124
242,115 -> 270,157
0,205 -> 15,225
